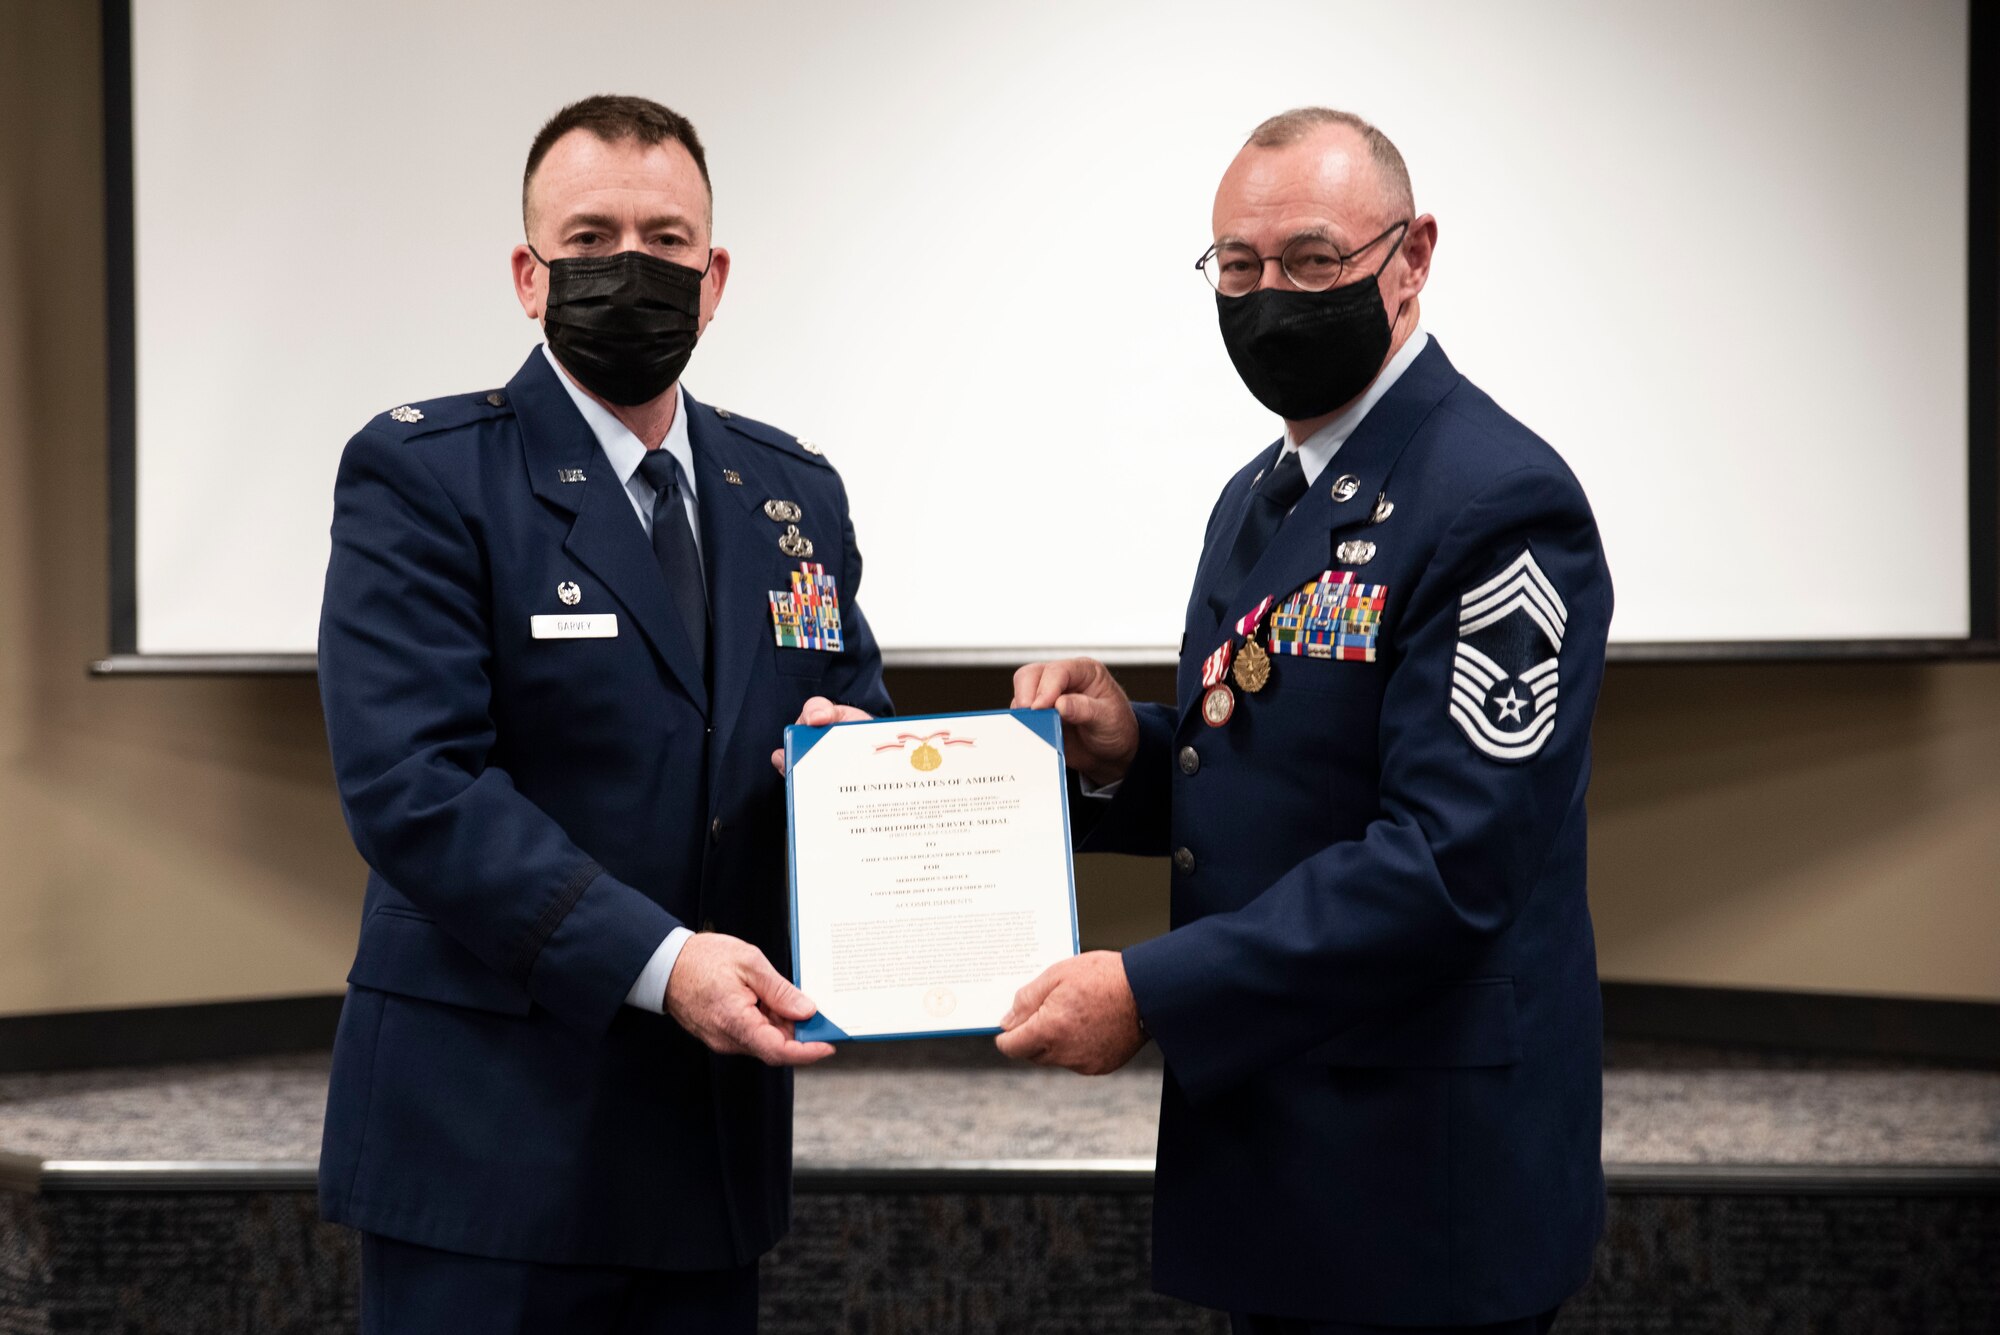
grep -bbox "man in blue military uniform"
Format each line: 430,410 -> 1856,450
1001,109 -> 1610,1332
316,95 -> 889,1332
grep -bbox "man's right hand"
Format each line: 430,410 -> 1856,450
1011,657 -> 1140,789
666,932 -> 836,1066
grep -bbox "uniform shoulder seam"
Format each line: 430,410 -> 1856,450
711,406 -> 836,471
367,390 -> 514,443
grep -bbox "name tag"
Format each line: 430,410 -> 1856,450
531,613 -> 618,639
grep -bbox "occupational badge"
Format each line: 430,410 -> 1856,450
1335,539 -> 1377,565
764,499 -> 802,523
1448,548 -> 1565,762
556,581 -> 582,606
768,561 -> 844,651
777,524 -> 815,558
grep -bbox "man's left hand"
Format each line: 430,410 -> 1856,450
771,697 -> 874,774
994,951 -> 1147,1075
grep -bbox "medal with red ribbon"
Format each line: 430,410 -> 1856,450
1199,640 -> 1236,727
1200,594 -> 1277,727
1231,596 -> 1276,694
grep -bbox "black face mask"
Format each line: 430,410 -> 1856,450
1215,242 -> 1403,421
533,246 -> 706,406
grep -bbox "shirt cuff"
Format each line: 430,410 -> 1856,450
624,926 -> 694,1014
1078,774 -> 1124,800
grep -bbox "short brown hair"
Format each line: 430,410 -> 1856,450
522,94 -> 712,232
1248,107 -> 1414,221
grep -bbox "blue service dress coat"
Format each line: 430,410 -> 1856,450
315,347 -> 890,1269
1084,339 -> 1610,1326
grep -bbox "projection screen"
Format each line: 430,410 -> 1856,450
104,0 -> 1996,666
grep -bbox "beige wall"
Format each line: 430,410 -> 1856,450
2,2 -> 1994,1018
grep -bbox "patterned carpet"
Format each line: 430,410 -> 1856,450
1,1040 -> 1995,1333
0,1040 -> 1993,1169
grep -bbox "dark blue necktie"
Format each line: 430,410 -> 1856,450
635,449 -> 708,665
1207,447 -> 1309,620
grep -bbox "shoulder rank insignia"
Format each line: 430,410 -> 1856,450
389,405 -> 424,423
1449,549 -> 1565,762
796,437 -> 824,456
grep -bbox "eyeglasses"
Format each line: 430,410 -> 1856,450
1197,220 -> 1410,297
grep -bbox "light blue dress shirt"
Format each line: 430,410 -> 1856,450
541,344 -> 697,1014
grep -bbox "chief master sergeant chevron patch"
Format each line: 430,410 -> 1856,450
1449,548 -> 1566,762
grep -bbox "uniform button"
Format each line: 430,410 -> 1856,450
1178,746 -> 1200,776
710,817 -> 725,843
1173,847 -> 1195,874
485,391 -> 506,407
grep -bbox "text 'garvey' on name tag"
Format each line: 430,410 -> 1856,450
531,614 -> 619,639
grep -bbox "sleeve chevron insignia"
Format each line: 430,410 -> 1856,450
1448,548 -> 1565,762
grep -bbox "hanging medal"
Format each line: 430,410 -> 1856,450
1200,640 -> 1236,727
1231,595 -> 1276,694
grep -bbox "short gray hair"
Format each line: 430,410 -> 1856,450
1247,107 -> 1414,221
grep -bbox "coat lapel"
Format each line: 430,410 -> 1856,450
510,350 -> 710,713
684,395 -> 775,783
1186,443 -> 1284,635
1176,339 -> 1463,725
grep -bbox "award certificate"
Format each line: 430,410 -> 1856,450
785,709 -> 1079,1042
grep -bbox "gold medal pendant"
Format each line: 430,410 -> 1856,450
1201,683 -> 1236,727
1232,638 -> 1272,693
910,743 -> 942,772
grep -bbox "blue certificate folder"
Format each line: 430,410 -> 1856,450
784,708 -> 1080,1043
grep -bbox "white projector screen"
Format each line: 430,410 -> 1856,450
117,0 -> 1981,660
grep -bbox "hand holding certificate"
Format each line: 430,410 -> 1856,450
785,710 -> 1079,1042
